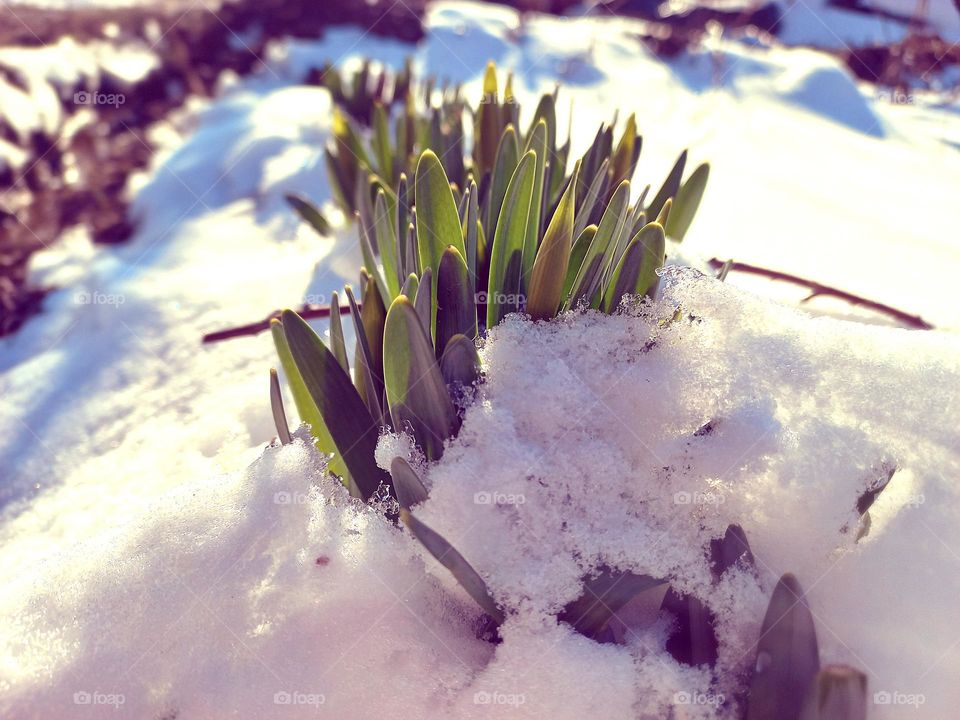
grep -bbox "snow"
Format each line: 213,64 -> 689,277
5,271 -> 959,719
0,38 -> 159,140
2,1 -> 960,718
778,0 -> 960,47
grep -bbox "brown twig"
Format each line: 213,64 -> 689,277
707,258 -> 934,330
202,303 -> 356,344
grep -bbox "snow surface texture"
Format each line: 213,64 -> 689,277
2,1 -> 960,718
4,271 -> 959,719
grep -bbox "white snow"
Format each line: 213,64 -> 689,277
0,38 -> 159,141
2,1 -> 960,718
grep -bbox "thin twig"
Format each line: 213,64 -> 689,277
708,258 -> 934,330
202,303 -> 356,344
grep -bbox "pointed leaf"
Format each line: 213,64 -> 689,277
647,149 -> 687,221
269,368 -> 292,445
526,161 -> 578,320
414,267 -> 433,341
559,569 -> 668,642
474,61 -> 501,176
563,224 -> 597,299
270,319 -> 346,479
609,113 -> 638,188
391,457 -> 428,510
346,282 -> 385,424
401,272 -> 419,300
440,333 -> 481,388
415,150 -> 466,271
486,124 -> 520,239
521,119 -> 548,287
602,222 -> 665,313
436,245 -> 478,357
372,102 -> 394,183
328,290 -> 349,375
401,509 -> 505,624
374,189 -> 402,300
747,574 -> 821,720
285,193 -> 331,236
487,150 -> 537,328
566,180 -> 631,309
800,666 -> 867,720
383,296 -> 458,461
280,310 -> 390,500
665,162 -> 710,242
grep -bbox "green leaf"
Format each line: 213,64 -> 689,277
486,150 -> 537,329
665,162 -> 710,242
374,189 -> 402,300
710,523 -> 754,580
401,509 -> 505,624
390,457 -> 428,510
414,267 -> 433,341
609,113 -> 638,188
526,93 -> 557,167
474,61 -> 501,176
747,574 -> 821,720
269,368 -> 292,445
572,157 -> 609,239
799,666 -> 867,720
565,180 -> 631,309
463,179 -> 480,285
279,310 -> 389,499
324,149 -> 351,213
401,272 -> 419,300
285,193 -> 331,236
602,221 -> 665,313
439,333 -> 481,388
372,102 -> 394,183
563,224 -> 597,299
521,119 -> 548,287
655,197 -> 672,229
346,281 -> 385,424
355,179 -> 390,304
328,290 -> 349,375
383,296 -> 458,461
486,125 -> 520,239
526,161 -> 578,320
270,319 -> 345,478
436,246 -> 478,357
558,569 -> 668,642
647,149 -> 687,221
415,150 -> 466,330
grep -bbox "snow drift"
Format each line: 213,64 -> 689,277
3,269 -> 958,719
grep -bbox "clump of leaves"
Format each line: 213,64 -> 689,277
269,60 -> 864,718
276,61 -> 709,496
